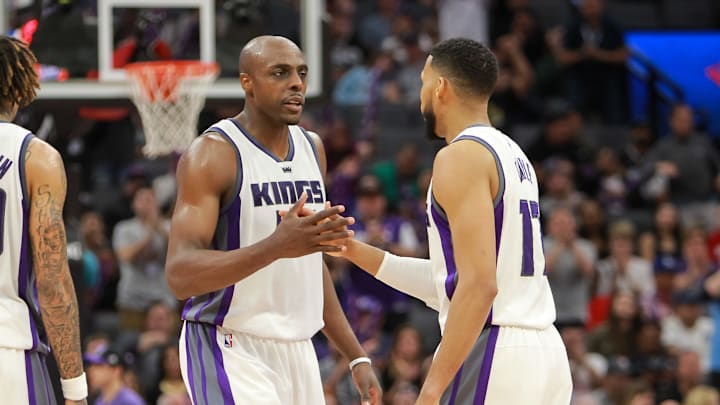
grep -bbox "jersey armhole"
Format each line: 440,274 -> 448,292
298,127 -> 322,175
18,133 -> 34,209
205,125 -> 243,214
452,135 -> 506,207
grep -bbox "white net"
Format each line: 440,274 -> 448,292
126,62 -> 219,158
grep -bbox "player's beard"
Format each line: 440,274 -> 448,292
422,107 -> 440,141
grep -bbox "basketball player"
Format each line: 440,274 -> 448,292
166,36 -> 381,404
0,36 -> 88,404
335,38 -> 573,404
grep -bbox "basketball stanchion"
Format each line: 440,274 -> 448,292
125,61 -> 219,157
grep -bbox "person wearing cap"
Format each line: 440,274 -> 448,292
85,348 -> 145,405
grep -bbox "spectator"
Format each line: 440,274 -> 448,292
661,291 -> 713,373
595,220 -> 655,304
85,348 -> 145,405
684,385 -> 720,405
113,187 -> 176,331
545,206 -> 597,326
641,104 -> 720,228
382,325 -> 424,393
80,210 -> 118,310
592,356 -> 633,405
588,291 -> 644,357
371,143 -> 425,214
561,323 -> 606,399
547,0 -> 628,123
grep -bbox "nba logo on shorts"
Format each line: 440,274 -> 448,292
224,333 -> 233,348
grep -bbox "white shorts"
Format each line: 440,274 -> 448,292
180,321 -> 324,405
0,347 -> 56,404
440,325 -> 572,405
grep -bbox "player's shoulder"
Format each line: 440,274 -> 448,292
25,137 -> 62,167
176,130 -> 238,193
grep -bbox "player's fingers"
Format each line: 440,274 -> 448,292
315,216 -> 355,233
314,230 -> 354,243
286,192 -> 308,216
305,204 -> 345,223
315,244 -> 346,253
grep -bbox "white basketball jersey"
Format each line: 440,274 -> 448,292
427,125 -> 556,333
0,123 -> 47,353
181,119 -> 326,341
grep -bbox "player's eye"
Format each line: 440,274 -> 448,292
273,70 -> 287,78
298,70 -> 308,78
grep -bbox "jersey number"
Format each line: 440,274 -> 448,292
519,199 -> 541,277
0,188 -> 6,255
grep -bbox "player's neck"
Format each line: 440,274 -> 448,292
233,111 -> 290,155
0,111 -> 13,122
441,102 -> 491,144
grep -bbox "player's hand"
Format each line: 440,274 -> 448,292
279,200 -> 356,257
272,192 -> 355,257
351,362 -> 382,405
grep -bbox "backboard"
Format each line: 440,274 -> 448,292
16,0 -> 323,100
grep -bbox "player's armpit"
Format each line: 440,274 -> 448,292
25,139 -> 84,380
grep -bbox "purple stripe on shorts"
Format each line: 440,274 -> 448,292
431,205 -> 458,299
195,325 -> 209,404
210,325 -> 234,403
181,297 -> 194,319
473,326 -> 500,404
447,365 -> 464,405
24,351 -> 36,405
185,325 -> 198,405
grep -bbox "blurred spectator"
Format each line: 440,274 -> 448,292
80,211 -> 119,310
387,381 -> 420,405
683,385 -> 720,405
382,325 -> 424,393
641,104 -> 720,229
592,221 -> 653,328
561,323 -> 606,399
675,228 -> 717,295
594,147 -> 630,219
547,0 -> 628,123
491,32 -> 537,127
624,381 -> 656,405
527,100 -> 595,185
371,143 -> 425,214
577,199 -> 608,258
588,291 -> 643,357
539,159 -> 584,218
596,221 -> 655,302
704,271 -> 720,390
661,291 -> 713,373
358,0 -> 400,52
631,321 -> 675,391
113,187 -> 176,331
146,344 -> 189,404
328,12 -> 363,83
658,351 -> 704,403
638,203 -> 683,267
592,355 -> 633,405
85,348 -> 145,405
333,51 -> 395,107
545,206 -> 597,326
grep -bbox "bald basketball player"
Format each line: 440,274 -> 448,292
166,36 -> 382,405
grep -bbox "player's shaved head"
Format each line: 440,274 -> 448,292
239,35 -> 303,75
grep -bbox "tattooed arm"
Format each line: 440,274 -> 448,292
25,139 -> 87,404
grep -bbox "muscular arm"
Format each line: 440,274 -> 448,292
26,139 -> 84,381
419,142 -> 499,400
165,134 -> 279,299
166,133 -> 349,299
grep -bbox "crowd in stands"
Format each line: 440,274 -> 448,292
10,0 -> 720,404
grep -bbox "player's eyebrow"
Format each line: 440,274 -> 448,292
267,63 -> 308,71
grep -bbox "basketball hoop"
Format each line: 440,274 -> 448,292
125,61 -> 219,157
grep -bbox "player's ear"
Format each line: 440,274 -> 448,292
239,73 -> 253,95
435,76 -> 448,101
